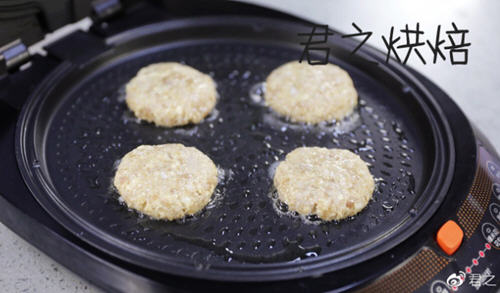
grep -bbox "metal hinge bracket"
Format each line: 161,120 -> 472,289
0,39 -> 30,75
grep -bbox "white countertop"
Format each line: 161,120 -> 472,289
1,1 -> 499,292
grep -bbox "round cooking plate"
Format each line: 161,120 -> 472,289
16,17 -> 454,281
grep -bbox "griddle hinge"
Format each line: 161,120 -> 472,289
0,39 -> 30,75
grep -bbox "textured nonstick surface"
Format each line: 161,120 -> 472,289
16,18 -> 453,281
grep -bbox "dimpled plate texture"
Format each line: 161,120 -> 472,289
22,40 -> 439,278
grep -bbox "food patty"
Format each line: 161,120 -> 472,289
125,62 -> 217,127
265,61 -> 358,123
113,144 -> 218,220
273,147 -> 374,221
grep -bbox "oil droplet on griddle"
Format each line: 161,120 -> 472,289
249,82 -> 266,105
382,201 -> 394,212
32,159 -> 41,168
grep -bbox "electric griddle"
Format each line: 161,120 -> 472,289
0,1 -> 498,292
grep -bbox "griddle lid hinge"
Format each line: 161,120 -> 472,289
0,39 -> 31,76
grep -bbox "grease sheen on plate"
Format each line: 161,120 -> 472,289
43,43 -> 421,265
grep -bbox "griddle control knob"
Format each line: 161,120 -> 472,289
436,220 -> 464,255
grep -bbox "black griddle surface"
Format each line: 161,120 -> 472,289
15,17 -> 454,281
